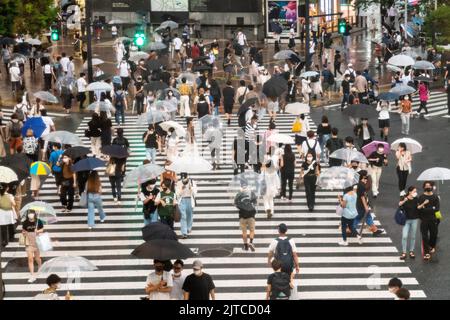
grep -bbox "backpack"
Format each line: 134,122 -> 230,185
306,140 -> 318,159
274,238 -> 294,273
291,119 -> 302,133
14,106 -> 26,121
395,207 -> 406,226
113,136 -> 128,148
327,138 -> 343,153
325,71 -> 335,85
270,272 -> 291,300
10,121 -> 21,138
115,91 -> 124,107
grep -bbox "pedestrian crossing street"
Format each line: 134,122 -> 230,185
1,112 -> 426,300
325,91 -> 449,118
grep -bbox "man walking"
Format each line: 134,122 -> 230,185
267,224 -> 300,277
76,73 -> 87,110
234,183 -> 257,252
183,260 -> 216,300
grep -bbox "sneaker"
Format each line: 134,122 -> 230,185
88,226 -> 93,230
357,235 -> 363,244
66,209 -> 72,213
100,217 -> 106,223
243,243 -> 249,251
117,201 -> 122,205
248,243 -> 255,252
113,198 -> 118,203
28,276 -> 37,283
372,229 -> 384,236
338,241 -> 348,246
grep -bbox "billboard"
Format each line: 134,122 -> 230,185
266,1 -> 298,37
151,0 -> 189,11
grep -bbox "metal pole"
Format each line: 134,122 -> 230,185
404,0 -> 408,40
305,0 -> 311,71
85,0 -> 94,102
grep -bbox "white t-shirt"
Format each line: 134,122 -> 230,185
146,271 -> 173,300
111,26 -> 117,35
60,57 -> 70,72
237,32 -> 247,46
173,37 -> 182,51
43,64 -> 52,74
76,77 -> 87,92
301,138 -> 322,156
41,116 -> 54,136
268,236 -> 297,255
117,61 -> 130,77
10,66 -> 21,82
170,273 -> 187,300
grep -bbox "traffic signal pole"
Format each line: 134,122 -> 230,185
305,0 -> 311,71
85,0 -> 94,101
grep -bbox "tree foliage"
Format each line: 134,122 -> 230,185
424,4 -> 450,44
0,0 -> 57,37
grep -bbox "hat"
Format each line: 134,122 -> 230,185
278,223 -> 288,233
192,260 -> 203,269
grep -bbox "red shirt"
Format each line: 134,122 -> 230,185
191,45 -> 200,59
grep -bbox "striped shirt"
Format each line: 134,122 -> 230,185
245,122 -> 257,142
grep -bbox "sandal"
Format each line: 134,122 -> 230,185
423,254 -> 431,261
399,253 -> 407,260
409,252 -> 415,259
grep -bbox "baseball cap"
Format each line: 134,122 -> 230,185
278,223 -> 288,233
192,260 -> 203,270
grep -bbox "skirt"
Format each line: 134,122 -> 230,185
0,208 -> 16,226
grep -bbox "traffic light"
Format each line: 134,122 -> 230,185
338,19 -> 346,35
134,31 -> 146,47
51,28 -> 60,41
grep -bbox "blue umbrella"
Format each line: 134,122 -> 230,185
378,92 -> 400,102
72,157 -> 105,172
21,117 -> 46,138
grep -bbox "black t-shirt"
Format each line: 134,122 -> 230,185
356,182 -> 367,212
22,219 -> 44,232
142,131 -> 158,149
402,198 -> 419,220
182,273 -> 215,300
418,194 -> 439,220
197,101 -> 209,118
368,151 -> 386,167
141,184 -> 160,215
281,153 -> 296,175
341,80 -> 350,94
222,86 -> 235,106
301,161 -> 318,176
317,124 -> 332,136
267,272 -> 291,300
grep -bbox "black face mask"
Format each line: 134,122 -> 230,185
182,179 -> 189,185
425,187 -> 433,192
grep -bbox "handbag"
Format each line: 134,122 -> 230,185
289,280 -> 299,300
105,162 -> 116,176
336,204 -> 344,216
36,233 -> 53,252
394,207 -> 406,226
174,205 -> 181,223
79,191 -> 87,207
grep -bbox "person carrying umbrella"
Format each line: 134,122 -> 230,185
176,173 -> 197,239
416,81 -> 429,118
86,171 -> 106,229
155,179 -> 177,230
33,274 -> 71,300
21,209 -> 44,283
395,143 -> 412,196
398,96 -> 412,135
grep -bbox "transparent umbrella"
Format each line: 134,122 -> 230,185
156,100 -> 177,113
86,82 -> 113,91
56,76 -> 76,89
330,148 -> 368,164
388,54 -> 415,67
42,131 -> 83,146
25,38 -> 42,46
147,42 -> 167,51
417,167 -> 450,182
176,72 -> 197,84
412,60 -> 435,70
159,121 -> 186,137
391,138 -> 422,154
124,164 -> 165,188
285,102 -> 310,115
83,58 -> 104,69
128,51 -> 150,62
228,172 -> 264,199
273,50 -> 296,60
390,85 -> 416,96
20,201 -> 57,224
159,20 -> 179,30
86,101 -> 115,112
317,167 -> 360,190
33,91 -> 59,103
167,154 -> 212,173
198,115 -> 223,132
136,110 -> 170,125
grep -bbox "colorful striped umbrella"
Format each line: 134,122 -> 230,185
30,161 -> 52,176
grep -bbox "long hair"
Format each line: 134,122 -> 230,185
87,171 -> 101,193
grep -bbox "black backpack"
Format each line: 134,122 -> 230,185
270,272 -> 291,300
115,91 -> 124,107
274,238 -> 294,273
306,140 -> 318,160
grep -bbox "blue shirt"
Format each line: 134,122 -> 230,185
49,150 -> 63,172
343,193 -> 358,219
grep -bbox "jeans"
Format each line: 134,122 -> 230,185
341,93 -> 349,109
341,216 -> 356,241
87,193 -> 106,227
353,208 -> 375,231
396,167 -> 409,192
402,219 -> 418,253
400,113 -> 410,134
121,76 -> 130,91
420,219 -> 438,255
115,105 -> 125,125
179,198 -> 194,236
144,210 -> 159,225
146,148 -> 157,163
319,134 -> 330,162
370,166 -> 383,196
280,172 -> 294,199
60,180 -> 74,210
304,174 -> 317,210
109,176 -> 122,200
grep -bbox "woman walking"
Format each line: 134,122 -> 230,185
337,185 -> 360,246
22,210 -> 43,283
0,183 -> 17,247
86,171 -> 106,229
417,82 -> 429,118
418,181 -> 439,261
166,128 -> 179,162
398,96 -> 412,135
176,174 -> 197,239
280,144 -> 296,201
396,143 -> 412,196
87,113 -> 103,157
261,147 -> 281,219
398,186 -> 419,260
99,111 -> 112,151
59,155 -> 76,213
107,157 -> 125,205
376,100 -> 390,141
300,152 -> 320,212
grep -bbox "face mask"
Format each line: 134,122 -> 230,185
168,93 -> 173,97
352,165 -> 358,170
388,288 -> 396,294
155,266 -> 164,272
27,214 -> 35,220
56,283 -> 61,290
62,158 -> 69,164
425,187 -> 433,192
173,272 -> 181,277
147,185 -> 154,191
307,157 -> 313,161
194,270 -> 202,276
411,192 -> 418,198
182,179 -> 189,185
378,148 -> 384,153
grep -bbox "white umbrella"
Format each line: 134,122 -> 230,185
168,154 -> 212,173
267,133 -> 294,144
391,138 -> 422,154
42,131 -> 83,146
330,148 -> 368,164
159,121 -> 186,137
285,102 -> 310,115
147,42 -> 167,51
0,166 -> 18,183
300,71 -> 319,78
412,60 -> 435,70
128,51 -> 149,62
86,82 -> 113,92
124,164 -> 165,188
387,64 -> 402,73
33,91 -> 59,103
317,167 -> 360,190
417,167 -> 450,182
388,54 -> 415,67
83,58 -> 104,69
25,38 -> 41,46
86,101 -> 115,112
160,20 -> 179,30
108,19 -> 126,25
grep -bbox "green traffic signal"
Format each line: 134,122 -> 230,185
51,30 -> 59,41
338,19 -> 346,35
134,33 -> 146,47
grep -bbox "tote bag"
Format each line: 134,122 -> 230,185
36,233 -> 53,252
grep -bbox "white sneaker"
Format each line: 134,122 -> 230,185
28,276 -> 36,283
100,217 -> 106,223
113,198 -> 118,203
357,235 -> 363,245
338,241 -> 348,246
88,226 -> 93,230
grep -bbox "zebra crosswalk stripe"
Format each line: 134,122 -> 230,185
1,113 -> 426,300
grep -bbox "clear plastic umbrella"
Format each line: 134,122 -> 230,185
417,167 -> 450,182
267,133 -> 295,144
317,167 -> 360,190
390,85 -> 416,96
86,82 -> 113,91
228,172 -> 264,198
128,51 -> 149,62
108,19 -> 126,25
387,64 -> 402,72
391,138 -> 422,154
147,42 -> 167,51
159,88 -> 181,100
198,115 -> 223,132
25,38 -> 41,46
86,101 -> 115,112
285,102 -> 310,115
33,91 -> 59,103
159,121 -> 186,137
330,148 -> 368,164
42,131 -> 83,146
156,100 -> 177,113
159,20 -> 179,30
20,201 -> 57,224
137,110 -> 170,125
10,53 -> 27,64
273,50 -> 296,60
388,54 -> 415,67
56,76 -> 76,89
412,60 -> 435,70
176,72 -> 197,84
83,58 -> 104,69
123,164 -> 165,188
0,166 -> 18,183
300,71 -> 319,78
167,154 -> 212,173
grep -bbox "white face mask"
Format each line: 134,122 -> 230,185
194,270 -> 202,276
411,192 -> 418,198
27,214 -> 35,220
307,157 -> 313,161
173,272 -> 181,277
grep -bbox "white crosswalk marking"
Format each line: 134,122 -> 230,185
1,112 -> 426,300
0,108 -> 69,122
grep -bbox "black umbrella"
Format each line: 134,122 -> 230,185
63,146 -> 91,160
144,81 -> 168,92
262,76 -> 288,98
72,157 -> 105,172
142,222 -> 178,242
0,154 -> 31,182
192,65 -> 212,73
192,56 -> 209,63
101,145 -> 129,159
414,76 -> 433,83
131,239 -> 196,260
343,104 -> 377,119
237,98 -> 259,116
0,37 -> 16,46
94,73 -> 113,81
146,60 -> 163,71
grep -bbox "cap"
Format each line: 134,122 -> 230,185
193,260 -> 203,269
278,223 -> 288,233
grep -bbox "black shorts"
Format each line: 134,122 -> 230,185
295,134 -> 306,146
224,103 -> 234,114
378,119 -> 390,128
